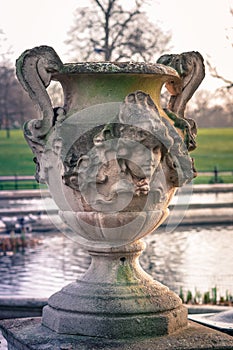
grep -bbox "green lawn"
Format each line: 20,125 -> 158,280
0,129 -> 34,175
192,128 -> 233,171
0,128 -> 233,184
191,128 -> 233,184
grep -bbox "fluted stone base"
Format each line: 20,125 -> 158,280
42,241 -> 187,338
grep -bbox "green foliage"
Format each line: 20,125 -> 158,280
203,291 -> 211,304
225,290 -> 233,303
186,290 -> 193,304
179,287 -> 184,303
180,286 -> 233,305
212,286 -> 217,305
194,288 -> 202,304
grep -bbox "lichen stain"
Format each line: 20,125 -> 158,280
116,264 -> 137,284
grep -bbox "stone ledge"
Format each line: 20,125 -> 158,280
0,298 -> 47,320
1,317 -> 233,350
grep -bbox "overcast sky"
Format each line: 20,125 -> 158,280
0,0 -> 232,92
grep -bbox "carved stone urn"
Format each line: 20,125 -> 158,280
16,46 -> 205,338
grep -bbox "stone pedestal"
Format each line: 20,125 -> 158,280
1,317 -> 233,350
42,241 -> 187,338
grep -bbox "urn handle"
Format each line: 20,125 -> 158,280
16,45 -> 63,139
157,51 -> 205,151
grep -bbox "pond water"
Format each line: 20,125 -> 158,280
0,187 -> 233,302
0,224 -> 232,300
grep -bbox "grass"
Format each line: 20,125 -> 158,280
191,128 -> 233,171
194,174 -> 233,185
191,128 -> 233,184
0,128 -> 233,185
0,129 -> 35,175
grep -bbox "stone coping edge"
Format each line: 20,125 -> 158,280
1,317 -> 233,349
1,183 -> 232,199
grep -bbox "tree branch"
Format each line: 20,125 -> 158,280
206,60 -> 233,89
110,10 -> 140,50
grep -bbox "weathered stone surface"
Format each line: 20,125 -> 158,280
42,305 -> 187,339
42,241 -> 187,338
1,318 -> 233,350
14,46 -> 206,339
15,46 -> 204,248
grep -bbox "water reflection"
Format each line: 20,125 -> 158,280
0,235 -> 90,297
0,225 -> 232,299
143,225 -> 233,297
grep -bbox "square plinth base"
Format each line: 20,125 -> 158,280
1,317 -> 233,350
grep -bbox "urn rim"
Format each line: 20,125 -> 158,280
55,61 -> 181,80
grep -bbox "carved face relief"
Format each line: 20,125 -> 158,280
16,46 -> 205,245
60,91 -> 194,213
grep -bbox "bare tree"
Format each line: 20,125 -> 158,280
0,65 -> 15,136
186,89 -> 232,128
0,64 -> 36,137
216,87 -> 233,125
207,8 -> 233,90
65,0 -> 171,62
207,60 -> 233,90
0,30 -> 35,136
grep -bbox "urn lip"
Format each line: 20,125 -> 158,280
56,61 -> 181,80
